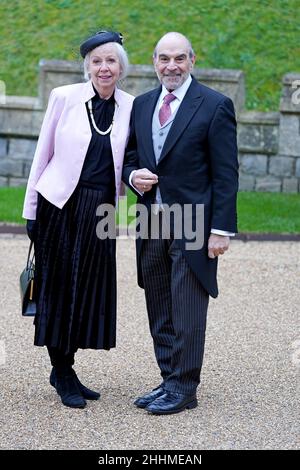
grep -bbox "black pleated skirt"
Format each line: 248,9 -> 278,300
33,183 -> 116,354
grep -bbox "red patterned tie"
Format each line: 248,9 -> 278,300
159,93 -> 176,126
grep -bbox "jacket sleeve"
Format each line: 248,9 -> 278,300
22,89 -> 65,220
208,97 -> 239,233
122,101 -> 141,197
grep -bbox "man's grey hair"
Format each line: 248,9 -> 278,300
83,42 -> 129,81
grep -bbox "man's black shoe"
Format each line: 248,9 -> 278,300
134,386 -> 165,409
50,367 -> 100,401
145,391 -> 197,415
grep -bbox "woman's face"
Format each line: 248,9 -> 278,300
88,43 -> 122,97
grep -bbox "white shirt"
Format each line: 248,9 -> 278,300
129,75 -> 235,237
157,74 -> 193,116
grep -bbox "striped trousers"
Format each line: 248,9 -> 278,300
140,213 -> 209,395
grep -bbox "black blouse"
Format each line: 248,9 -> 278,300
79,86 -> 116,200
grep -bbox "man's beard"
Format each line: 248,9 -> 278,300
161,71 -> 189,90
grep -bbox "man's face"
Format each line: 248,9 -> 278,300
153,39 -> 195,91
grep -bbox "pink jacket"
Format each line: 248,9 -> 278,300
23,80 -> 134,220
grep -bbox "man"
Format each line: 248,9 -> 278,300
122,32 -> 238,415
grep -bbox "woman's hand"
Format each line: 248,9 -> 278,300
26,219 -> 37,241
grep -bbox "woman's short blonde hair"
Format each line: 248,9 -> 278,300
83,42 -> 129,81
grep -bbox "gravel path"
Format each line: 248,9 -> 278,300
0,235 -> 299,450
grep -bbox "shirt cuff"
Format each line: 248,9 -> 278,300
129,170 -> 144,196
211,229 -> 235,237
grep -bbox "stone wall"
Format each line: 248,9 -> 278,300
0,61 -> 299,192
238,73 -> 300,192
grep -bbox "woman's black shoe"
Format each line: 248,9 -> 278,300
50,367 -> 100,401
50,368 -> 86,409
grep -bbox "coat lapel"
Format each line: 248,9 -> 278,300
158,79 -> 204,164
69,80 -> 95,141
140,87 -> 161,168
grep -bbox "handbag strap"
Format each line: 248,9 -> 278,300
26,241 -> 35,270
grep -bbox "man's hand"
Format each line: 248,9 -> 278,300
208,234 -> 230,259
132,168 -> 158,193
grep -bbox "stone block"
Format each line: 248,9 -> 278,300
9,177 -> 28,187
38,59 -> 83,107
0,176 -> 8,186
280,73 -> 300,113
263,125 -> 279,154
240,154 -> 268,175
238,123 -> 262,151
31,110 -> 44,134
238,173 -> 255,191
238,112 -> 279,154
255,176 -> 282,192
193,67 -> 245,112
295,158 -> 300,177
8,138 -> 37,160
0,159 -> 23,177
0,108 -> 35,136
278,114 -> 300,157
269,156 -> 294,177
282,178 -> 299,193
23,162 -> 33,178
0,138 -> 7,157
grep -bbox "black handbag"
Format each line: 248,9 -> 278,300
19,241 -> 36,316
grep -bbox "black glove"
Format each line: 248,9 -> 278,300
26,219 -> 36,241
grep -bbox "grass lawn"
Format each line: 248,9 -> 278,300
0,1 -> 299,111
1,187 -> 299,234
237,192 -> 300,233
0,187 -> 26,224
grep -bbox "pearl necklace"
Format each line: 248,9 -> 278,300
87,99 -> 114,135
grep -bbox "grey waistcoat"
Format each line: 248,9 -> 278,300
152,98 -> 180,206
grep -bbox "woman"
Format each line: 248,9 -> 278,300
22,31 -> 134,409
